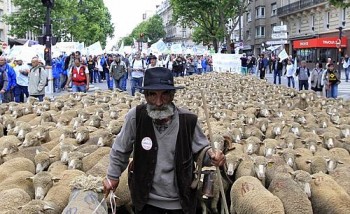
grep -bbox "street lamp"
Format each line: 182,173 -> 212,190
337,26 -> 343,78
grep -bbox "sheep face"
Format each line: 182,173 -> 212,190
67,152 -> 87,170
1,141 -> 19,156
60,143 -> 77,164
108,120 -> 123,135
17,126 -> 32,141
252,156 -> 270,180
290,170 -> 312,198
302,139 -> 321,154
340,125 -> 350,138
326,157 -> 343,173
322,133 -> 337,149
22,132 -> 40,147
226,156 -> 242,176
245,141 -> 260,155
109,109 -> 119,120
35,151 -> 54,173
75,128 -> 89,144
280,149 -> 298,168
12,107 -> 24,119
27,172 -> 58,200
87,116 -> 101,128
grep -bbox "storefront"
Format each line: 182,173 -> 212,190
292,37 -> 347,63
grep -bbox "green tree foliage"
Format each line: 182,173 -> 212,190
170,0 -> 248,52
3,0 -> 114,47
329,0 -> 350,8
120,15 -> 166,47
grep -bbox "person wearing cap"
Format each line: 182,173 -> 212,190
324,62 -> 340,98
28,57 -> 47,102
103,67 -> 225,214
13,58 -> 30,103
109,54 -> 126,91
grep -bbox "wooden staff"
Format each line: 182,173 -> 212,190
201,90 -> 229,214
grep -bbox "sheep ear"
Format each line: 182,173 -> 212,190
49,154 -> 56,158
52,177 -> 61,182
289,171 -> 296,177
26,176 -> 34,181
17,142 -> 23,146
83,153 -> 89,157
238,157 -> 243,162
35,149 -> 40,155
306,160 -> 312,164
43,205 -> 55,211
295,153 -> 302,157
301,140 -> 306,144
337,160 -> 344,164
17,206 -> 23,210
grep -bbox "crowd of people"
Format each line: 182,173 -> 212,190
240,53 -> 343,99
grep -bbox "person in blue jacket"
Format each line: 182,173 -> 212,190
0,56 -> 16,103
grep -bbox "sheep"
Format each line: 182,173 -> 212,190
84,115 -> 102,128
76,127 -> 114,147
265,122 -> 284,139
280,133 -> 299,149
243,126 -> 265,140
43,170 -> 86,213
329,147 -> 350,159
230,176 -> 284,214
82,147 -> 111,172
329,166 -> 350,196
278,148 -> 300,170
310,172 -> 350,214
3,146 -> 49,163
0,135 -> 20,156
261,139 -> 281,158
0,157 -> 35,183
290,170 -> 313,198
60,139 -> 80,164
320,131 -> 340,150
86,154 -> 109,177
339,124 -> 350,138
0,170 -> 35,199
306,156 -> 328,174
255,118 -> 269,133
26,171 -> 60,200
62,175 -> 107,214
48,161 -> 68,178
67,151 -> 88,170
20,132 -> 41,147
0,188 -> 31,214
16,122 -> 32,141
243,136 -> 262,155
294,148 -> 313,173
301,137 -> 323,154
268,173 -> 313,214
35,149 -> 56,173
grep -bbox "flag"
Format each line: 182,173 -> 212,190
278,49 -> 288,61
147,38 -> 151,43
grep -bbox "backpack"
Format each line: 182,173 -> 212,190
38,67 -> 49,87
132,59 -> 145,69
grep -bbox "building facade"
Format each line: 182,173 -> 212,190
277,0 -> 349,63
156,0 -> 194,46
243,0 -> 282,55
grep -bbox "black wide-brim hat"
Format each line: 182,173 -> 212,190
136,67 -> 185,90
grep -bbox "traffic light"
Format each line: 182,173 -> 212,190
44,47 -> 51,65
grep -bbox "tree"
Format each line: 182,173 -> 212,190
170,0 -> 248,53
329,0 -> 350,8
120,15 -> 166,47
3,0 -> 114,47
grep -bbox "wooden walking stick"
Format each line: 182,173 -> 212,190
201,90 -> 229,214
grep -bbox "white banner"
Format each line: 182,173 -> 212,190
278,49 -> 289,61
87,41 -> 103,55
170,44 -> 183,54
212,54 -> 242,73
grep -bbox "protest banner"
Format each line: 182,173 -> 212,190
212,54 -> 242,73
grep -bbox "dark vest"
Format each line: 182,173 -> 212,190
128,104 -> 198,214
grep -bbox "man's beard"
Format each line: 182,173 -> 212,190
146,104 -> 175,120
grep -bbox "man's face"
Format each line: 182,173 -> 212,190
17,60 -> 23,65
150,58 -> 157,65
31,58 -> 39,67
74,59 -> 80,67
0,57 -> 6,66
301,62 -> 306,67
135,54 -> 141,59
145,90 -> 175,120
329,65 -> 334,71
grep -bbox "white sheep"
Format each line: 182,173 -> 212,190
230,176 -> 284,214
0,157 -> 35,183
310,172 -> 350,213
0,188 -> 31,214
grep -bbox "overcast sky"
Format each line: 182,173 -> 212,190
103,0 -> 162,48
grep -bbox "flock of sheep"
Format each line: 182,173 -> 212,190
0,72 -> 350,214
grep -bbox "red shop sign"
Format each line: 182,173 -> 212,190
293,37 -> 347,49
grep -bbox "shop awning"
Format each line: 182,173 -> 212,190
293,37 -> 347,49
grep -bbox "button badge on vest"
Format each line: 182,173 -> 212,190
141,137 -> 152,150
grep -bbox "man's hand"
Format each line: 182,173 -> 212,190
207,148 -> 226,167
0,89 -> 5,94
103,177 -> 119,198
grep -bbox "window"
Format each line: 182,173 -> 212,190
271,3 -> 277,16
247,11 -> 251,22
341,8 -> 346,27
325,11 -> 330,29
246,30 -> 251,40
311,15 -> 315,31
182,29 -> 187,38
0,9 -> 3,22
255,6 -> 265,19
296,18 -> 301,33
255,26 -> 265,38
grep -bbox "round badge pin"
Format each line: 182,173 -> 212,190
141,137 -> 153,150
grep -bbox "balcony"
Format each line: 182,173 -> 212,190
277,0 -> 327,17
